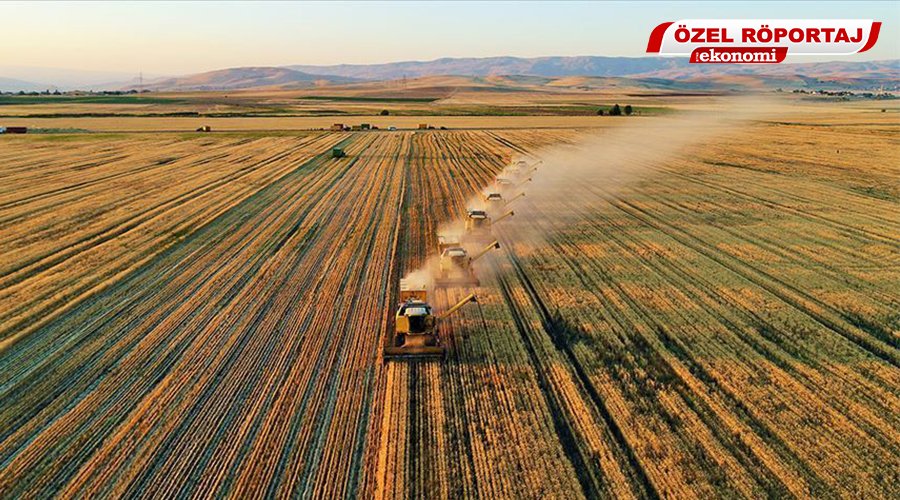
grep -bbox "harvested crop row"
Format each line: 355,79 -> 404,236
0,133 -> 342,349
487,120 -> 899,497
0,120 -> 896,498
373,129 -> 604,498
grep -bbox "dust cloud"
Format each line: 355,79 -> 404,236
496,96 -> 784,250
401,95 -> 785,295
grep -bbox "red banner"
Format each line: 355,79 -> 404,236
647,20 -> 881,63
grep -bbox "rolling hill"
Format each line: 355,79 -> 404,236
0,77 -> 48,92
4,58 -> 895,93
288,56 -> 690,80
138,67 -> 358,91
287,56 -> 899,90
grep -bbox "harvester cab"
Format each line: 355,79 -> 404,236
435,240 -> 500,287
384,280 -> 478,361
485,192 -> 504,209
508,159 -> 539,181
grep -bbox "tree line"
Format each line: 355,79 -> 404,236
598,104 -> 633,116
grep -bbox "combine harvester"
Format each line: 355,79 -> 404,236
495,175 -> 530,195
507,159 -> 541,181
383,156 -> 540,362
484,192 -> 505,210
507,160 -> 527,177
384,280 -> 479,360
463,208 -> 513,243
494,177 -> 513,191
435,237 -> 500,287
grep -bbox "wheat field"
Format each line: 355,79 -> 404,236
0,105 -> 897,497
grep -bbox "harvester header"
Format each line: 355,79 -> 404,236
385,283 -> 479,361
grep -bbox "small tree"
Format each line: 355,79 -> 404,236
624,105 -> 633,115
380,109 -> 390,116
596,108 -> 604,116
609,104 -> 622,116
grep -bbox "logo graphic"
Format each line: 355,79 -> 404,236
647,20 -> 882,63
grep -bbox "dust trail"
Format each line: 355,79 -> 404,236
401,95 -> 785,292
480,97 -> 783,258
490,96 -> 785,257
401,259 -> 438,290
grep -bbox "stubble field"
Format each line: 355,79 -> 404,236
0,104 -> 897,498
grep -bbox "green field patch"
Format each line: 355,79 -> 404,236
0,95 -> 187,105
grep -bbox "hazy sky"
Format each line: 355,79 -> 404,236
2,1 -> 897,76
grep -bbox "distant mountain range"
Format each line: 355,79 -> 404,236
288,56 -> 692,80
1,57 -> 897,92
0,77 -> 48,92
136,57 -> 900,92
0,66 -> 161,92
142,67 -> 358,91
288,56 -> 898,85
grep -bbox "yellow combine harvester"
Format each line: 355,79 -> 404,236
508,159 -> 540,180
463,209 -> 513,243
508,160 -> 527,176
435,239 -> 500,287
485,192 -> 504,206
495,177 -> 513,191
384,280 -> 478,360
437,234 -> 462,254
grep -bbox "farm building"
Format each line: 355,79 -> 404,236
331,123 -> 344,131
3,126 -> 27,134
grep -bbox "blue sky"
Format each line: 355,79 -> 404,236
2,1 -> 897,75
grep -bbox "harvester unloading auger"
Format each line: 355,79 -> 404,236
435,239 -> 500,287
504,192 -> 525,206
384,280 -> 479,360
